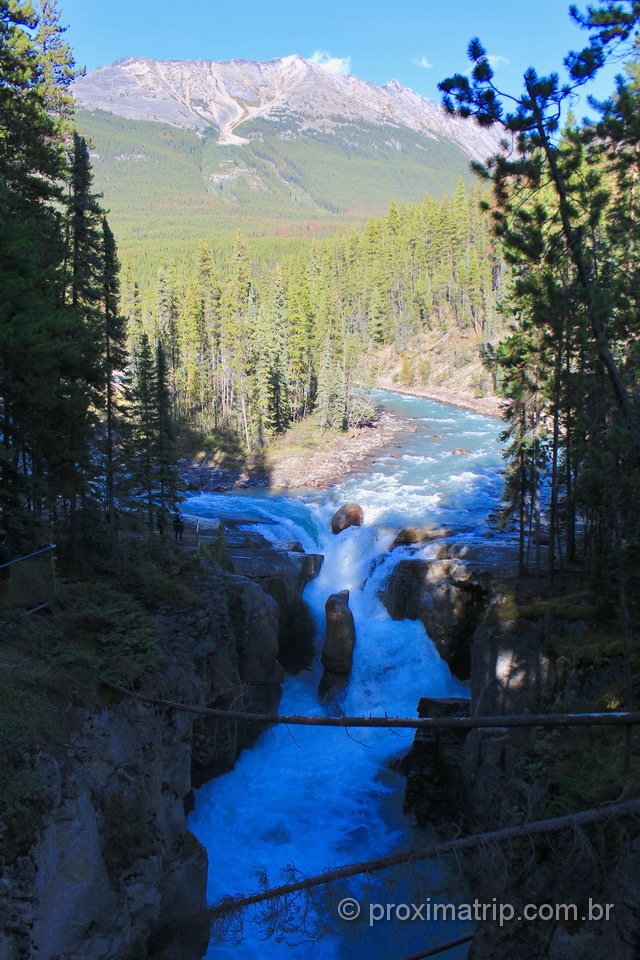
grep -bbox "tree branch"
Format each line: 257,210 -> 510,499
209,799 -> 640,918
101,678 -> 640,730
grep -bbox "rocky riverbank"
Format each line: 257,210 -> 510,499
182,383 -> 507,495
376,378 -> 505,418
182,409 -> 414,492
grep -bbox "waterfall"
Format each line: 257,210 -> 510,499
187,392 -> 505,959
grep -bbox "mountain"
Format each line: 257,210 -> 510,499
73,56 -> 502,259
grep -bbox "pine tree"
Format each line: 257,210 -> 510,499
155,341 -> 179,514
129,334 -> 157,532
0,1 -> 72,532
101,217 -> 127,526
33,0 -> 80,135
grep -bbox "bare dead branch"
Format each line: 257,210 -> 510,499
208,799 -> 640,920
399,934 -> 475,960
101,678 -> 640,731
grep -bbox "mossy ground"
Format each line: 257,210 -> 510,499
490,574 -> 640,819
0,534 -> 209,861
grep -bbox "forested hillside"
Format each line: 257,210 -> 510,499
77,107 -> 485,264
0,0 -> 505,544
121,181 -> 503,450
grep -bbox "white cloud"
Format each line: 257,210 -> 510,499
412,56 -> 433,70
487,54 -> 510,68
309,50 -> 352,75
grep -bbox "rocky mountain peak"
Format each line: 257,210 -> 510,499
73,55 -> 501,160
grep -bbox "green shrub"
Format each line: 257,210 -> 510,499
60,582 -> 162,670
0,669 -> 58,858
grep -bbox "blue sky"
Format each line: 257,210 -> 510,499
58,0 -> 623,112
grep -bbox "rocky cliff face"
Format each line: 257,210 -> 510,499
381,556 -> 489,680
397,553 -> 640,960
0,533 -> 322,960
73,54 -> 501,160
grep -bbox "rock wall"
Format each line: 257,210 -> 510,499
381,555 -> 490,680
0,534 -> 322,960
398,562 -> 640,960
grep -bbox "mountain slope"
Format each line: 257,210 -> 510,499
74,56 -> 501,257
74,54 -> 498,159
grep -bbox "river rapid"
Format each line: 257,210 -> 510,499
186,391 -> 505,960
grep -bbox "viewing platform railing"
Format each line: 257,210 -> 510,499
0,544 -> 57,617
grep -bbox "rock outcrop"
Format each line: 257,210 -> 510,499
398,550 -> 640,960
390,525 -> 452,549
381,558 -> 487,680
0,531 -> 322,960
318,590 -> 356,702
331,503 -> 364,535
401,697 -> 470,825
223,527 -> 322,673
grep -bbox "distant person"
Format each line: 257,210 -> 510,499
173,510 -> 185,543
157,509 -> 167,537
0,529 -> 10,614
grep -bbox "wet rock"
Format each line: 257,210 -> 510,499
390,525 -> 453,549
318,590 -> 356,701
331,503 -> 364,534
451,447 -> 472,455
401,697 -> 470,824
380,559 -> 488,680
225,539 -> 323,674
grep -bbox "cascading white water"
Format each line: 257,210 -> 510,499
187,392 -> 506,959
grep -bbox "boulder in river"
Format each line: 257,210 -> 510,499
331,503 -> 364,534
318,590 -> 356,701
451,447 -> 472,455
390,526 -> 453,549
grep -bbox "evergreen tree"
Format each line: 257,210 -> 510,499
101,217 -> 127,525
33,0 -> 80,134
155,341 -> 179,514
129,334 -> 157,532
0,1 -> 72,532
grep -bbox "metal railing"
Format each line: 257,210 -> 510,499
0,544 -> 57,617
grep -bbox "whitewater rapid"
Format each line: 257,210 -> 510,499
186,392 -> 505,959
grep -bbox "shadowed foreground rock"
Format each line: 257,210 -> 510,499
318,590 -> 356,701
331,503 -> 364,534
0,530 -> 323,960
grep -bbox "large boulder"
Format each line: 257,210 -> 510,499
390,525 -> 453,549
318,590 -> 356,701
331,503 -> 364,534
